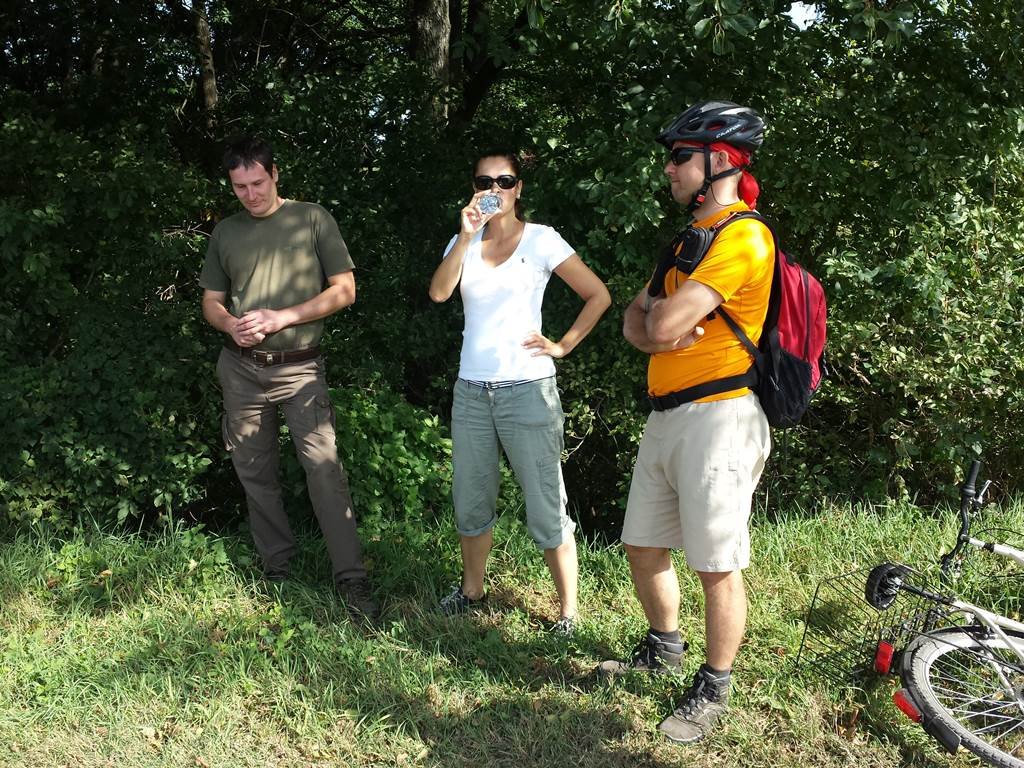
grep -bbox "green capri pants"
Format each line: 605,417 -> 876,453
451,376 -> 575,550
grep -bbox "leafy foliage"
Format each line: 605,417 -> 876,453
329,377 -> 454,521
2,1 -> 1024,530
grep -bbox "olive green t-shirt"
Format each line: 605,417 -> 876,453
200,200 -> 354,351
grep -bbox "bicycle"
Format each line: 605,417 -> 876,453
862,459 -> 1024,767
797,459 -> 1023,766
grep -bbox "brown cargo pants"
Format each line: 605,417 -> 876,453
216,347 -> 366,582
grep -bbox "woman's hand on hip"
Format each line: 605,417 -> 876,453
522,331 -> 566,359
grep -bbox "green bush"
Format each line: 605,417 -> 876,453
4,1 -> 1024,533
330,377 -> 453,521
0,107 -> 225,527
0,302 -> 223,526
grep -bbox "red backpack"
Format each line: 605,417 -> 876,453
647,211 -> 827,428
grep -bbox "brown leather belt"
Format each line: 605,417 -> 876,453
223,340 -> 321,366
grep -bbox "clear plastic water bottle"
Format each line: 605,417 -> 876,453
478,193 -> 502,215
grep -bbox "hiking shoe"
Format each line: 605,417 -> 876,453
337,577 -> 380,622
658,665 -> 731,744
549,616 -> 576,637
438,584 -> 485,615
597,631 -> 686,678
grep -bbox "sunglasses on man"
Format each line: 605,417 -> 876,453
473,175 -> 519,191
669,146 -> 706,166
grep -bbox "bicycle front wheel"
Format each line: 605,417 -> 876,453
903,627 -> 1024,768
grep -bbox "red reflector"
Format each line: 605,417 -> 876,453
893,689 -> 922,723
874,641 -> 895,674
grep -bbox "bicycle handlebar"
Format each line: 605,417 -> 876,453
940,458 -> 984,582
962,459 -> 982,500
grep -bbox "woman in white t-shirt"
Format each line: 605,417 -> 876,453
429,150 -> 611,635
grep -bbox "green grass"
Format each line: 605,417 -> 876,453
1,499 -> 1022,768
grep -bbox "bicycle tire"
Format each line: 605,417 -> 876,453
903,627 -> 1024,768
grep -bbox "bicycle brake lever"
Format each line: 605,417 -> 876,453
974,479 -> 992,506
939,553 -> 963,582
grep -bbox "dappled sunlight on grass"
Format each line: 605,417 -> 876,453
3,500 -> 1020,766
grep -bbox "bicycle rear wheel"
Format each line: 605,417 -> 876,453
903,627 -> 1024,768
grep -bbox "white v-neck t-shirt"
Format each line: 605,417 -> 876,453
442,222 -> 575,382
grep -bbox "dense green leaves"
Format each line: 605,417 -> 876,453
2,1 -> 1023,530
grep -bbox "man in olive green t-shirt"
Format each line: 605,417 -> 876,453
199,135 -> 377,621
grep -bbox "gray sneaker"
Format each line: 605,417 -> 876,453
438,584 -> 486,616
597,631 -> 686,678
549,616 -> 576,637
658,665 -> 730,744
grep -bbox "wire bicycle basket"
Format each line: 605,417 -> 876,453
797,565 -> 951,685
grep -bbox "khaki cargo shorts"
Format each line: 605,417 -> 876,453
621,393 -> 771,572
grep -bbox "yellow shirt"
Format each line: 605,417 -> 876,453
648,202 -> 774,400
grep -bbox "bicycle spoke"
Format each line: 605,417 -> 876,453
920,637 -> 1024,757
974,717 -> 1024,738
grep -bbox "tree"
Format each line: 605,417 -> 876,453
411,0 -> 451,117
2,0 -> 1023,529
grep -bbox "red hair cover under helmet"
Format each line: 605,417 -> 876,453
708,141 -> 760,209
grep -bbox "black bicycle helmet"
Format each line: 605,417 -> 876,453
656,100 -> 765,152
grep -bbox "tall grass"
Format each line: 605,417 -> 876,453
2,498 -> 1021,767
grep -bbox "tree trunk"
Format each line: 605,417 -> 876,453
411,0 -> 451,120
193,0 -> 218,128
448,0 -> 463,90
467,0 -> 486,43
450,5 -> 528,127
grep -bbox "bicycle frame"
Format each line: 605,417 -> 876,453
942,537 -> 1024,711
938,458 -> 1024,659
893,561 -> 1024,701
896,459 -> 1024,742
797,457 -> 1024,764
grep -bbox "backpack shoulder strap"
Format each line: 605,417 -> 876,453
703,209 -> 769,270
648,210 -> 747,295
717,307 -> 759,359
713,209 -> 764,229
712,209 -> 777,365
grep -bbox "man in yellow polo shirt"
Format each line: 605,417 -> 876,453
598,101 -> 774,744
200,136 -> 377,621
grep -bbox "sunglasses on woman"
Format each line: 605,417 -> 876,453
473,174 -> 518,191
